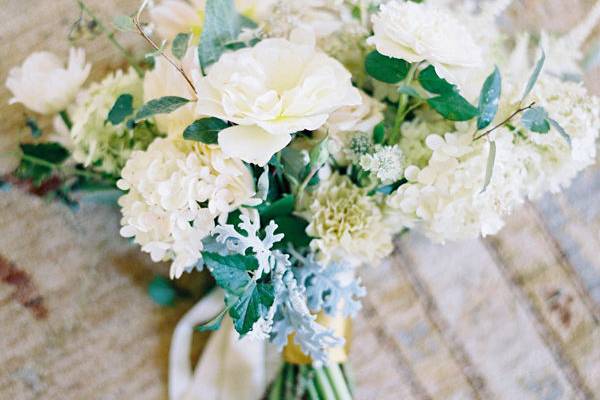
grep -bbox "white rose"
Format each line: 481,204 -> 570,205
143,47 -> 198,137
367,1 -> 483,88
195,30 -> 361,165
6,48 -> 90,115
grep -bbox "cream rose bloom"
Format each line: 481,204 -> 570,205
143,47 -> 197,137
6,48 -> 90,115
195,31 -> 361,165
368,1 -> 483,89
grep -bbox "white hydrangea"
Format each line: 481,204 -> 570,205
304,173 -> 393,267
360,144 -> 405,183
6,48 -> 90,115
117,138 -> 257,278
70,68 -> 158,174
368,1 -> 483,89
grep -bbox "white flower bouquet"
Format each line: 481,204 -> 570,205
3,0 -> 600,399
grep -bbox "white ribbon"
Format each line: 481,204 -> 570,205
168,289 -> 267,400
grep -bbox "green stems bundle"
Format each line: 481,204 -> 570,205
267,362 -> 354,400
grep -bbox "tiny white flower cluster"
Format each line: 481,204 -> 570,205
360,144 -> 405,183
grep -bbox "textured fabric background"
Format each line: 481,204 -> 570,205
1,1 -> 599,399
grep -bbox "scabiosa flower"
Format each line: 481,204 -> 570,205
70,68 -> 159,175
304,173 -> 393,267
6,48 -> 91,115
117,138 -> 257,278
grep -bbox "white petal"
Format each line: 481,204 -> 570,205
218,125 -> 291,166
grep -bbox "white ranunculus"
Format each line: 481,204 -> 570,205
143,47 -> 198,137
195,31 -> 361,165
368,1 -> 483,88
6,48 -> 91,115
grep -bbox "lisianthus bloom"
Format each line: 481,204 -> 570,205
195,30 -> 361,165
368,1 -> 483,89
118,138 -> 257,278
5,48 -> 90,115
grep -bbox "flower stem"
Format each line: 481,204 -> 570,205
473,101 -> 536,141
59,110 -> 73,130
389,63 -> 420,145
268,366 -> 284,400
314,366 -> 337,400
326,364 -> 353,400
284,364 -> 295,400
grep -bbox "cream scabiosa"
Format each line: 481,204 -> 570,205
368,1 -> 483,89
6,48 -> 90,115
118,138 -> 257,279
195,30 -> 361,165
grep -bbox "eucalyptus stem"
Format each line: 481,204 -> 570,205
326,364 -> 353,400
473,101 -> 536,141
76,0 -> 144,77
314,366 -> 337,400
59,110 -> 73,130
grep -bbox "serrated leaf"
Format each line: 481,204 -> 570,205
272,215 -> 311,250
25,117 -> 42,138
477,67 -> 502,130
113,15 -> 135,32
135,96 -> 190,121
365,50 -> 410,83
198,0 -> 244,71
182,117 -> 228,144
203,252 -> 257,295
418,65 -> 456,95
172,32 -> 191,60
549,118 -> 572,147
427,92 -> 479,121
521,50 -> 545,102
229,281 -> 274,335
107,94 -> 134,125
521,107 -> 550,133
481,141 -> 496,193
148,276 -> 177,306
373,122 -> 385,144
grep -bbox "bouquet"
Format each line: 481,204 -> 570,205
3,0 -> 600,398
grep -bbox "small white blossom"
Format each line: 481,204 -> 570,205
6,48 -> 90,115
360,145 -> 405,183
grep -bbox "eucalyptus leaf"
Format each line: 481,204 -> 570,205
549,118 -> 572,147
365,50 -> 410,83
427,92 -> 479,121
198,0 -> 244,71
373,122 -> 385,144
477,67 -> 502,130
107,94 -> 134,125
135,96 -> 190,121
113,15 -> 135,32
418,65 -> 456,95
202,252 -> 257,295
481,141 -> 496,193
521,107 -> 550,133
172,32 -> 191,60
182,117 -> 228,144
521,50 -> 545,102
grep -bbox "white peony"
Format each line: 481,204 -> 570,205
6,48 -> 91,115
195,30 -> 361,165
143,47 -> 198,137
368,1 -> 483,89
118,138 -> 257,278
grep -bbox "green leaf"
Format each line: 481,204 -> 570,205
549,118 -> 571,146
309,138 -> 329,171
418,65 -> 456,95
477,67 -> 502,130
229,282 -> 275,335
365,50 -> 410,83
481,140 -> 496,193
195,306 -> 229,332
521,107 -> 550,133
258,194 -> 295,221
521,50 -> 545,102
280,147 -> 308,186
203,252 -> 257,295
135,96 -> 190,121
182,117 -> 228,144
113,15 -> 135,32
148,276 -> 178,306
107,94 -> 134,125
272,215 -> 311,250
397,85 -> 422,99
427,92 -> 479,121
172,32 -> 191,60
25,117 -> 42,138
16,142 -> 70,185
198,0 -> 245,71
368,178 -> 407,196
21,142 -> 69,164
373,122 -> 385,144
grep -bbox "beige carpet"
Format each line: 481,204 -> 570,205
1,1 -> 600,399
